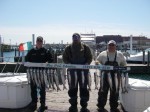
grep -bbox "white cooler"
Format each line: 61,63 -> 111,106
0,74 -> 31,109
120,78 -> 150,112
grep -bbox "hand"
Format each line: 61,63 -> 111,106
95,61 -> 100,65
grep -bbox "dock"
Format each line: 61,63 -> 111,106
0,62 -> 125,112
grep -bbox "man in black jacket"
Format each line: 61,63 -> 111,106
63,33 -> 92,112
26,36 -> 53,112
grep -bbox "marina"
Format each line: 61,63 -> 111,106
0,35 -> 150,112
0,60 -> 150,112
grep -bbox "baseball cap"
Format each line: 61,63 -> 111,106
36,36 -> 43,42
72,33 -> 80,41
107,40 -> 116,45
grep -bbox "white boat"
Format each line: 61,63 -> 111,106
126,48 -> 150,63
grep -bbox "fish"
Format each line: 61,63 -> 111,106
26,68 -> 31,84
121,72 -> 125,93
100,71 -> 104,92
36,68 -> 41,88
74,71 -> 78,88
114,72 -> 118,93
81,70 -> 85,88
30,68 -> 34,84
67,70 -> 71,88
60,69 -> 67,90
53,69 -> 61,91
124,72 -> 129,93
46,69 -> 52,89
87,71 -> 92,91
43,68 -> 49,89
94,71 -> 99,90
50,69 -> 56,90
33,68 -> 39,87
40,69 -> 44,86
107,72 -> 113,90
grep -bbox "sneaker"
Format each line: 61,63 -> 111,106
80,108 -> 90,112
38,105 -> 48,112
29,102 -> 37,111
69,106 -> 78,112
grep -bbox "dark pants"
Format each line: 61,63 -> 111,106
68,69 -> 89,108
97,72 -> 120,110
30,80 -> 46,106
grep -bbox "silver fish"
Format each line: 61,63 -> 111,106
26,68 -> 31,84
53,70 -> 61,91
114,72 -> 118,93
60,70 -> 67,90
30,68 -> 34,84
81,70 -> 85,88
107,72 -> 112,90
87,71 -> 92,91
100,71 -> 104,92
33,68 -> 39,87
40,69 -> 44,86
74,71 -> 78,88
47,69 -> 52,89
94,71 -> 99,90
50,69 -> 56,90
43,68 -> 49,89
124,72 -> 129,93
36,68 -> 41,88
67,70 -> 71,88
121,72 -> 125,93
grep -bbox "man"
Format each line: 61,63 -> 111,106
26,36 -> 53,112
96,40 -> 127,112
63,33 -> 92,112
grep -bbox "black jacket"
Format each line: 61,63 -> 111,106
26,47 -> 53,63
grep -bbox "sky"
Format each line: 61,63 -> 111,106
0,0 -> 150,45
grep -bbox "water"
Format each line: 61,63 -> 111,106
2,51 -> 28,62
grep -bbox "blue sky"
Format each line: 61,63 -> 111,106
0,0 -> 150,45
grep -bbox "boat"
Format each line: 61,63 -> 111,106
126,48 -> 150,63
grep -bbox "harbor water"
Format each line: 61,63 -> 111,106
3,51 -> 28,62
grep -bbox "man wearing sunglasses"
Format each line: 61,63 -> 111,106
26,36 -> 53,112
63,33 -> 92,112
95,40 -> 127,112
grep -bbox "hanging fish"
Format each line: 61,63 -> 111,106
100,71 -> 104,92
60,69 -> 67,90
107,72 -> 113,90
81,70 -> 85,88
40,69 -> 44,86
120,72 -> 125,93
36,68 -> 41,88
53,69 -> 61,91
46,69 -> 52,89
30,68 -> 34,84
74,71 -> 78,88
50,69 -> 56,90
124,72 -> 129,93
33,68 -> 39,87
43,68 -> 49,89
94,71 -> 99,90
87,71 -> 92,91
114,72 -> 118,93
26,68 -> 31,84
67,70 -> 71,89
